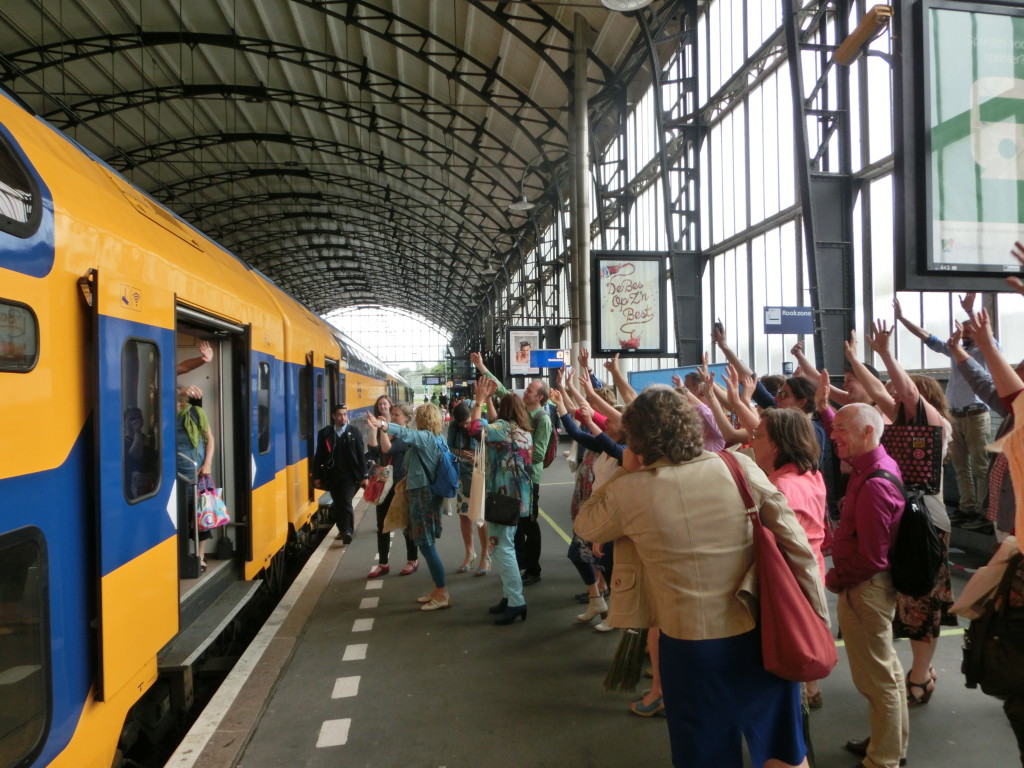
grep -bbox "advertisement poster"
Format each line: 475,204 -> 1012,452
508,328 -> 540,376
592,253 -> 666,356
926,4 -> 1024,273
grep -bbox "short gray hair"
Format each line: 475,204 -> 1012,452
837,402 -> 883,447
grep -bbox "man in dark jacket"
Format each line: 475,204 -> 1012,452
314,404 -> 368,544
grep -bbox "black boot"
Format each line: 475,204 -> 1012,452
488,598 -> 508,615
494,604 -> 527,625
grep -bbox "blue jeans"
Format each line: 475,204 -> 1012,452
488,521 -> 524,607
419,540 -> 445,589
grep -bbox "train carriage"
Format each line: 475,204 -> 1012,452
0,89 -> 408,768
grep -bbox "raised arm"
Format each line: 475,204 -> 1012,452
176,340 -> 214,376
723,363 -> 761,432
892,296 -> 931,342
579,356 -> 619,421
712,320 -> 754,380
1007,241 -> 1024,296
790,340 -> 819,380
701,371 -> 750,445
844,329 -> 896,419
967,308 -> 1024,399
603,353 -> 637,404
866,320 -> 943,426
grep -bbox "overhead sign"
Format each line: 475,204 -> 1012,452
763,306 -> 814,335
422,374 -> 444,386
529,349 -> 569,368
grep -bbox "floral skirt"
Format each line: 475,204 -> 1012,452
893,530 -> 958,640
406,485 -> 443,548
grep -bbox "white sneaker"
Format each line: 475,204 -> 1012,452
594,621 -> 615,632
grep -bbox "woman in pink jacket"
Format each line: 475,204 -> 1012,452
751,407 -> 828,710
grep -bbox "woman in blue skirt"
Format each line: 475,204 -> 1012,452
576,386 -> 829,768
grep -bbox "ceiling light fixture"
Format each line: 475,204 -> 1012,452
601,0 -> 653,11
507,194 -> 535,212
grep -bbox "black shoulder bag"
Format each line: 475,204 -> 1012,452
963,552 -> 1024,697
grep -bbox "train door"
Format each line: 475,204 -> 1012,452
174,308 -> 249,585
301,353 -> 314,502
326,358 -> 341,412
82,268 -> 177,702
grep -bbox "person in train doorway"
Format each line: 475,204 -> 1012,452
469,351 -> 552,586
314,404 -> 368,544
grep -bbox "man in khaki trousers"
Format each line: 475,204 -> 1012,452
824,404 -> 909,768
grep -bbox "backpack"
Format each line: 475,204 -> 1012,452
868,470 -> 944,598
429,435 -> 460,498
533,409 -> 557,469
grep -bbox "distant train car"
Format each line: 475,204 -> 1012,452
0,89 -> 407,768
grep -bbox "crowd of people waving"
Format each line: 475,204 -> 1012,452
343,268 -> 1024,767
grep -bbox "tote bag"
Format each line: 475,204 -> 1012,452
382,477 -> 409,533
468,432 -> 487,527
718,450 -> 837,682
363,463 -> 394,505
880,399 -> 943,494
198,486 -> 230,531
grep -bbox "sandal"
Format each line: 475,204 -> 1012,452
456,554 -> 476,574
474,556 -> 491,577
199,558 -> 207,574
806,690 -> 823,710
907,676 -> 935,707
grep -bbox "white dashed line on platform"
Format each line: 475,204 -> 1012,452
352,618 -> 374,632
316,718 -> 351,748
365,579 -> 383,590
342,644 -> 367,661
331,676 -> 360,699
359,597 -> 379,609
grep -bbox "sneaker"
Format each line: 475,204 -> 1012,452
594,621 -> 615,632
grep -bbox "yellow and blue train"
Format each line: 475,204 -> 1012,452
0,87 -> 412,768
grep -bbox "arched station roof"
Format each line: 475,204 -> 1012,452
0,0 -> 680,332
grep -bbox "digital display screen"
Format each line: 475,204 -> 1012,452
923,2 -> 1024,275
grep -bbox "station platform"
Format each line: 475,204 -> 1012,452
168,457 -> 1019,768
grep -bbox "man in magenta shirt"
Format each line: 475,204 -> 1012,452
825,403 -> 909,768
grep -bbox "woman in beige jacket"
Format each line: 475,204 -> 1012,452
576,386 -> 828,768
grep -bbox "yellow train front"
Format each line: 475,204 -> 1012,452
0,89 -> 406,767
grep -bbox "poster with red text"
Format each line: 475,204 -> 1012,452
592,253 -> 667,356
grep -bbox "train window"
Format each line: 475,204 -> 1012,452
315,372 -> 324,432
0,133 -> 37,235
122,340 -> 161,502
257,362 -> 270,454
298,366 -> 311,440
0,300 -> 38,372
0,529 -> 50,768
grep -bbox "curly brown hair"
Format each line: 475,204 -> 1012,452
497,393 -> 533,432
621,385 -> 703,463
759,408 -> 820,474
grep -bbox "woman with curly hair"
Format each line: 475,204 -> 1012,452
367,403 -> 451,611
576,386 -> 825,768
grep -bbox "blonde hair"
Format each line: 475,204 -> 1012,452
414,403 -> 443,435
